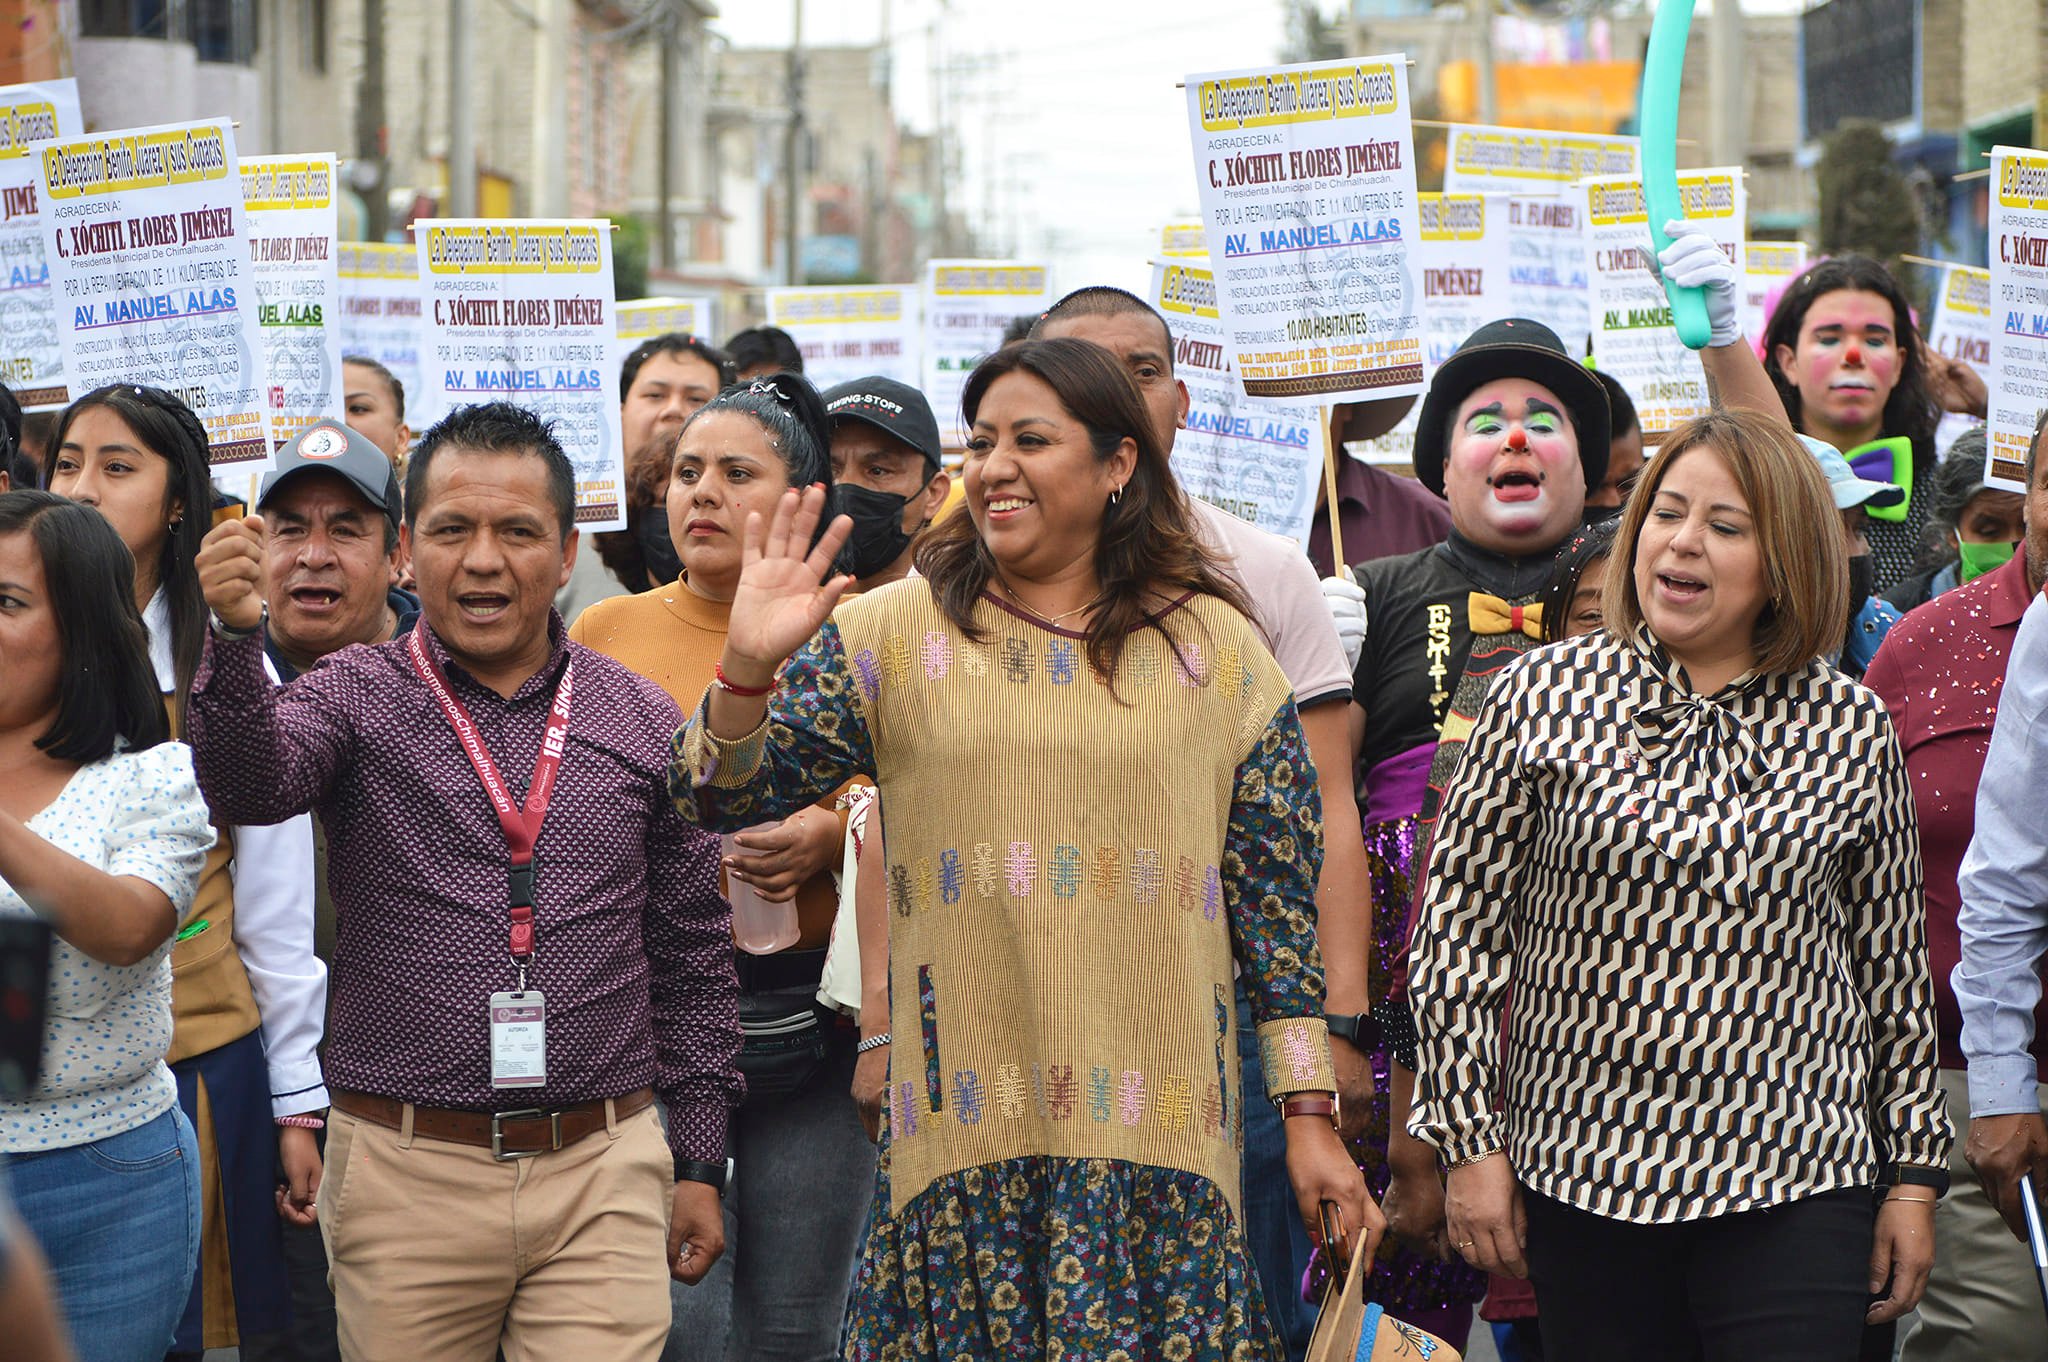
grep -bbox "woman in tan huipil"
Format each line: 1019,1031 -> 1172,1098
672,339 -> 1378,1360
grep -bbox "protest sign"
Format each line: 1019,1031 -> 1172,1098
1150,258 -> 1322,545
1988,147 -> 2048,492
1441,125 -> 1639,194
417,219 -> 626,529
1416,193 -> 1510,370
38,118 -> 270,468
766,284 -> 919,389
242,155 -> 341,449
1735,239 -> 1806,350
0,79 -> 81,410
1579,168 -> 1745,436
615,296 -> 704,344
337,241 -> 426,428
1159,219 -> 1208,258
1505,194 -> 1591,356
1926,262 -> 1994,456
1439,127 -> 1640,359
1184,56 -> 1426,401
922,259 -> 1051,445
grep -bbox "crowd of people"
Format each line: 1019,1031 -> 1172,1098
0,208 -> 2046,1362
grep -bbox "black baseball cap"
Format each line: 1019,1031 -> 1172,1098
822,377 -> 943,473
258,420 -> 403,525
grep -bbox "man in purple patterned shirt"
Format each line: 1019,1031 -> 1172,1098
187,402 -> 740,1362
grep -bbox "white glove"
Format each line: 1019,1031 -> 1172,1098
1321,574 -> 1367,673
1655,219 -> 1742,348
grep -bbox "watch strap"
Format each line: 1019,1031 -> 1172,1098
1885,1163 -> 1951,1197
673,1156 -> 733,1194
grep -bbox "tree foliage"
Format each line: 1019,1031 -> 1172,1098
1816,120 -> 1921,263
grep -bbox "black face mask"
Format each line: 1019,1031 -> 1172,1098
1847,554 -> 1876,608
634,507 -> 683,588
826,482 -> 918,580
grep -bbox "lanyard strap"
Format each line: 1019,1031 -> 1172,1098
408,627 -> 574,961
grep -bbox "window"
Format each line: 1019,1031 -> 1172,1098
80,0 -> 175,38
189,0 -> 255,65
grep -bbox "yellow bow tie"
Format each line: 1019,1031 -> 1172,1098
1468,592 -> 1544,640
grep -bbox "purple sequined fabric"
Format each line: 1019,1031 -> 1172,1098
1306,814 -> 1486,1328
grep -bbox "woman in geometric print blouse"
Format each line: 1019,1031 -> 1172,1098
1408,406 -> 1949,1361
674,338 -> 1377,1360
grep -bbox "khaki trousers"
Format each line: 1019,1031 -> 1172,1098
1898,1068 -> 2048,1362
319,1100 -> 673,1362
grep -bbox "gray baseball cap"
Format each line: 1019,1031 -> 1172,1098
258,420 -> 402,524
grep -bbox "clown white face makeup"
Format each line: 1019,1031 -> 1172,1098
1441,377 -> 1587,554
1773,288 -> 1900,449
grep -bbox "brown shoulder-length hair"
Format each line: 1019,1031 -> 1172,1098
1603,407 -> 1847,674
913,338 -> 1255,684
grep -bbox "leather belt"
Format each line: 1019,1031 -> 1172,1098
330,1087 -> 655,1161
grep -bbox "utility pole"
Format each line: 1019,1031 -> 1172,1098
448,0 -> 476,215
354,0 -> 388,238
657,3 -> 677,273
531,0 -> 569,217
1709,0 -> 1746,169
783,0 -> 804,285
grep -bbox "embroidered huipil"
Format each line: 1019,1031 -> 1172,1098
675,582 -> 1335,1219
1409,628 -> 1949,1224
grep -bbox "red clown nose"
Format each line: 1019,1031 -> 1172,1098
1506,428 -> 1529,451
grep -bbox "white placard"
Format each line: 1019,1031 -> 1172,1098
1185,56 -> 1425,402
1440,125 -> 1638,195
1150,259 -> 1323,546
242,155 -> 341,451
1735,240 -> 1807,352
1416,193 -> 1511,371
615,296 -> 704,343
1579,169 -> 1746,437
1506,194 -> 1590,357
1159,219 -> 1208,259
1988,147 -> 2048,493
417,219 -> 627,530
1926,263 -> 1993,457
0,80 -> 81,411
766,285 -> 920,390
922,259 -> 1050,446
38,118 -> 270,469
337,241 -> 427,429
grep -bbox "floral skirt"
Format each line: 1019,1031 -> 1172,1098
845,1149 -> 1282,1361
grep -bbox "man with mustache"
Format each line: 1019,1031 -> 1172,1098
260,421 -> 419,682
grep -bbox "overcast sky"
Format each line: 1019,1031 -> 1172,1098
709,0 -> 1804,292
710,0 -> 1290,295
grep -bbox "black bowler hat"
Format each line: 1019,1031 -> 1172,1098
1411,317 -> 1611,498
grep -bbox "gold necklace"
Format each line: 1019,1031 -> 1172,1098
994,574 -> 1106,628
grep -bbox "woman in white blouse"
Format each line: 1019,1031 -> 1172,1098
0,490 -> 216,1360
47,385 -> 324,1356
1408,407 -> 1949,1361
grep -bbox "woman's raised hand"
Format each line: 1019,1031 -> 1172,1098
721,485 -> 855,685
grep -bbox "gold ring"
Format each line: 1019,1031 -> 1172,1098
1457,1239 -> 1475,1250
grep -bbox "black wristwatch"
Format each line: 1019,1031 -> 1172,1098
1325,1011 -> 1381,1050
1884,1163 -> 1952,1197
674,1156 -> 734,1196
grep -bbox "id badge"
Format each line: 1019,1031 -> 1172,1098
489,990 -> 547,1088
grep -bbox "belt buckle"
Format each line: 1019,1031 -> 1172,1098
490,1108 -> 562,1162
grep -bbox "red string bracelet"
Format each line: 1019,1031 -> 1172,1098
713,661 -> 774,697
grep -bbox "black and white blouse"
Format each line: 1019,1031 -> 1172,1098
1407,627 -> 1948,1223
